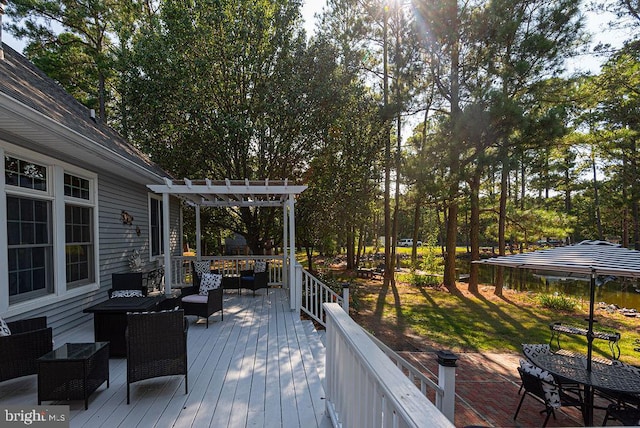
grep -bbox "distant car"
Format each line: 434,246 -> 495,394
398,239 -> 422,247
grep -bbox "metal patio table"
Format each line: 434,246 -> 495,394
529,352 -> 640,426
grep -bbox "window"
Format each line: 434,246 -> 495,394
64,173 -> 90,200
65,204 -> 94,287
64,172 -> 94,288
150,197 -> 164,257
3,151 -> 97,306
5,156 -> 47,191
7,196 -> 53,302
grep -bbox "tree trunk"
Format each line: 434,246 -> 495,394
631,139 -> 640,250
306,247 -> 314,272
468,170 -> 480,293
443,200 -> 459,291
99,72 -> 106,122
495,151 -> 509,297
346,227 -> 354,270
383,6 -> 393,282
623,156 -> 629,247
592,149 -> 604,240
411,197 -> 421,266
442,0 -> 460,292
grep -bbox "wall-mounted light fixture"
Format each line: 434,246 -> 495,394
121,210 -> 134,225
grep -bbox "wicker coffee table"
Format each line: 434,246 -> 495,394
37,342 -> 109,409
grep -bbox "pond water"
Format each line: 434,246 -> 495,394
469,263 -> 640,310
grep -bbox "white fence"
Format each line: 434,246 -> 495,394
168,255 -> 285,288
324,303 -> 455,428
299,266 -> 348,326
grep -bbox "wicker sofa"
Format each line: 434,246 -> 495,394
0,316 -> 53,382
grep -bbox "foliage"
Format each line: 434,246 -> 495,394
4,0 -> 640,275
406,273 -> 441,288
4,0 -> 131,122
537,293 -> 579,312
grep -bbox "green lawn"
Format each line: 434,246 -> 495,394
351,278 -> 640,365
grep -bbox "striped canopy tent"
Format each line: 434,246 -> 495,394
473,240 -> 640,371
474,240 -> 640,279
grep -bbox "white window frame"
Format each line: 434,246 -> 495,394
0,143 -> 99,316
63,170 -> 97,289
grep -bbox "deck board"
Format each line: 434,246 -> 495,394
0,288 -> 328,428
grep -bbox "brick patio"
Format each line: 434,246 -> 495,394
400,351 -> 623,427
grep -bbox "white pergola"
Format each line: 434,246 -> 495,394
147,178 -> 307,309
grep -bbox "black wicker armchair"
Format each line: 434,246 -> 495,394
240,261 -> 269,296
0,316 -> 53,383
125,309 -> 188,404
180,265 -> 223,328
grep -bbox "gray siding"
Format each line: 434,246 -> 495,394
4,168 -> 182,337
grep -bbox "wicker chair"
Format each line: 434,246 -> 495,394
109,272 -> 148,298
240,261 -> 269,296
125,309 -> 188,404
180,266 -> 223,328
0,316 -> 53,382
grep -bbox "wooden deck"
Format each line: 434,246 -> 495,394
0,288 -> 331,428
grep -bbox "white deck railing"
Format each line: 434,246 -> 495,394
168,255 -> 285,288
299,266 -> 348,326
366,332 -> 445,403
324,303 -> 455,428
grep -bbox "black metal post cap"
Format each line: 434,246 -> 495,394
436,350 -> 459,367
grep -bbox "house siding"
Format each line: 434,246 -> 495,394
0,146 -> 181,336
1,43 -> 180,335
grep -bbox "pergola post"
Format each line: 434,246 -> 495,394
195,205 -> 201,260
282,202 -> 289,290
163,192 -> 172,295
287,196 -> 298,311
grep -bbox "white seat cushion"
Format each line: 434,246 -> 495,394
182,294 -> 208,304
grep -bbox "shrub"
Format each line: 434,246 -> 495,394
537,293 -> 578,312
407,273 -> 441,287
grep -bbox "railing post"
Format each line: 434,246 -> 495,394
292,262 -> 303,312
342,283 -> 350,313
436,350 -> 458,423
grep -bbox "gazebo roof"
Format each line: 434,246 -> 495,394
147,178 -> 307,207
474,240 -> 640,279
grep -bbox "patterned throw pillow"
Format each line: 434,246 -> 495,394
199,273 -> 222,295
0,317 -> 11,336
254,260 -> 267,273
522,343 -> 550,360
193,261 -> 211,278
520,359 -> 561,408
111,289 -> 144,298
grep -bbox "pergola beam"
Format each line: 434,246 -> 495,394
147,178 -> 307,311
